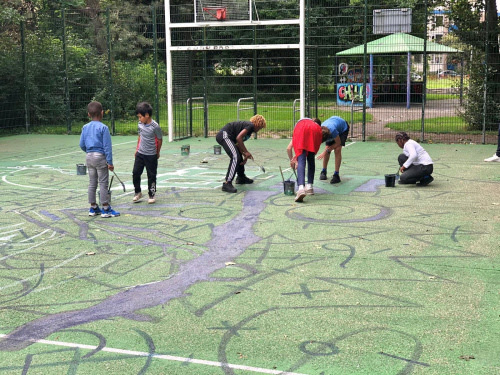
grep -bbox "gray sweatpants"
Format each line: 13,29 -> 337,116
86,152 -> 109,206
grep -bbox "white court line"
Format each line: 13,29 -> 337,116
0,231 -> 57,259
20,140 -> 137,163
0,334 -> 307,375
20,228 -> 52,243
2,175 -> 65,191
0,223 -> 24,230
32,210 -> 49,221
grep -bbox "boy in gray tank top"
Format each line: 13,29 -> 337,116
132,102 -> 163,204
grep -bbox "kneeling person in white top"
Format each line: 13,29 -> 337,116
395,132 -> 434,186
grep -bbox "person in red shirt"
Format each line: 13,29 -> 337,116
286,118 -> 331,202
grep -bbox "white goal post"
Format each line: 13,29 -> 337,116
164,0 -> 306,141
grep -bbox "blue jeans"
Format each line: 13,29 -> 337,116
297,151 -> 315,186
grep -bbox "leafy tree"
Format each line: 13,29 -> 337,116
446,0 -> 500,130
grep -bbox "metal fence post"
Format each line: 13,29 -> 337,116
152,5 -> 160,124
421,0 -> 428,142
21,20 -> 30,133
62,9 -> 71,133
482,4 -> 489,145
362,0 -> 367,142
203,29 -> 208,138
106,8 -> 115,135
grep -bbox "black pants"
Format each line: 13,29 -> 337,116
216,131 -> 245,183
496,124 -> 500,156
133,153 -> 158,197
398,154 -> 433,184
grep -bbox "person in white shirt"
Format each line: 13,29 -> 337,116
395,132 -> 434,186
484,123 -> 500,162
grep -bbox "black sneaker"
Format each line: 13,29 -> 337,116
330,174 -> 341,184
418,175 -> 434,186
319,171 -> 327,180
222,182 -> 237,193
235,175 -> 254,184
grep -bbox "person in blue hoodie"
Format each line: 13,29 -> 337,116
79,101 -> 120,218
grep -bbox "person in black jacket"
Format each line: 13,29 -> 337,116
216,115 -> 266,193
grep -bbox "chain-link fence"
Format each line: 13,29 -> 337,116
0,5 -> 166,136
1,1 -> 499,144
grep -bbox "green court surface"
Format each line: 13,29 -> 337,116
0,134 -> 499,375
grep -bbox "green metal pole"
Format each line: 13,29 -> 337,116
253,25 -> 257,139
106,8 -> 115,135
62,9 -> 71,133
482,0 -> 489,145
152,5 -> 160,124
21,20 -> 30,133
315,47 -> 318,119
203,29 -> 208,138
188,50 -> 193,138
305,0 -> 310,118
421,0 -> 428,142
362,0 -> 367,142
253,26 -> 257,116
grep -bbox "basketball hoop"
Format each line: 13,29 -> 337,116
203,7 -> 227,21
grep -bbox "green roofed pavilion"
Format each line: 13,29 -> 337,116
336,32 -> 460,55
335,33 -> 461,109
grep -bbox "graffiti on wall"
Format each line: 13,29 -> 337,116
337,83 -> 373,108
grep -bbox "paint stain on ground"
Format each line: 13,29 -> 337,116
0,190 -> 278,352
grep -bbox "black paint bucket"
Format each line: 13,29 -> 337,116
214,145 -> 221,154
385,174 -> 396,187
181,145 -> 190,156
283,180 -> 295,195
76,164 -> 87,175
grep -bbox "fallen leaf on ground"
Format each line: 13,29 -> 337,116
459,355 -> 475,361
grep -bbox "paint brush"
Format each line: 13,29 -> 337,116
252,159 -> 266,173
279,166 -> 285,183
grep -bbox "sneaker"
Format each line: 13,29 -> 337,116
417,175 -> 434,186
133,192 -> 143,202
484,154 -> 500,162
305,184 -> 314,195
101,206 -> 120,218
330,174 -> 341,184
88,205 -> 102,216
148,196 -> 156,204
222,182 -> 237,193
295,188 -> 306,202
235,175 -> 254,184
319,171 -> 327,180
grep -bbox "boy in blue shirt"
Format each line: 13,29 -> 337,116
317,116 -> 350,184
79,101 -> 120,217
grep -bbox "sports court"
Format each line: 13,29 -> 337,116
0,134 -> 498,375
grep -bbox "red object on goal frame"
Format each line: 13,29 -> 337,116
203,7 -> 227,21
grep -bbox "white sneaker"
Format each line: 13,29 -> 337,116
148,196 -> 156,204
295,188 -> 306,202
133,192 -> 143,202
484,153 -> 500,162
305,184 -> 314,195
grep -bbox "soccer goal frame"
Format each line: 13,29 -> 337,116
164,0 -> 306,141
